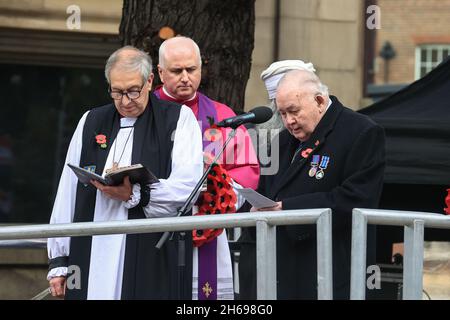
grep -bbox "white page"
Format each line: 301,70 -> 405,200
67,163 -> 107,185
236,188 -> 278,209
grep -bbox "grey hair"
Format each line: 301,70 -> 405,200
278,69 -> 329,97
158,36 -> 202,68
105,46 -> 153,84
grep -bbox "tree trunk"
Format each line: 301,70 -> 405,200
120,0 -> 255,112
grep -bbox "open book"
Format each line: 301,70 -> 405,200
235,188 -> 278,209
67,163 -> 159,186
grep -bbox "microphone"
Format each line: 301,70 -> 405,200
216,106 -> 273,129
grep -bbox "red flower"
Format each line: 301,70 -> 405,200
96,134 -> 106,144
95,134 -> 107,149
204,126 -> 222,142
444,188 -> 450,215
193,229 -> 223,248
193,163 -> 237,247
301,148 -> 313,158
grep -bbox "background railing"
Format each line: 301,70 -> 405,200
351,208 -> 450,300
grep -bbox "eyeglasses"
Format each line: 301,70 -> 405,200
109,83 -> 145,101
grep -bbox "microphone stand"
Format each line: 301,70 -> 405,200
155,127 -> 237,299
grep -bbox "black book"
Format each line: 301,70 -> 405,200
67,163 -> 159,186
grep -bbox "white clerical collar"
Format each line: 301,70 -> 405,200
162,86 -> 197,102
120,117 -> 137,128
325,98 -> 332,112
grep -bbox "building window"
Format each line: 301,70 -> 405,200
415,45 -> 450,79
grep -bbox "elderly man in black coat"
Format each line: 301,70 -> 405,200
239,69 -> 385,299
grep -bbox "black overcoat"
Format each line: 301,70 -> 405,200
239,96 -> 385,299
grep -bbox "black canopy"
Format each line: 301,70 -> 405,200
360,58 -> 450,185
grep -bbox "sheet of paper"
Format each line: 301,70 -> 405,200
236,188 -> 278,209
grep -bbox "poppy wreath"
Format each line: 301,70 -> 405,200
193,163 -> 237,247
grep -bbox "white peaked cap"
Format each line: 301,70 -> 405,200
261,60 -> 316,100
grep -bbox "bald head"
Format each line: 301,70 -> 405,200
275,69 -> 329,142
277,69 -> 328,98
105,46 -> 153,85
159,36 -> 202,68
157,36 -> 203,101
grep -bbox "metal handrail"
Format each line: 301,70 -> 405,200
350,208 -> 450,300
0,239 -> 47,248
0,209 -> 333,300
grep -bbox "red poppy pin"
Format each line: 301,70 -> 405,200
301,148 -> 313,158
204,126 -> 222,142
95,134 -> 107,149
204,117 -> 222,142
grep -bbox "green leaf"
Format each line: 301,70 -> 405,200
206,116 -> 215,126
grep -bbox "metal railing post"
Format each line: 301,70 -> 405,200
316,209 -> 333,300
350,209 -> 368,300
256,219 -> 277,300
403,219 -> 424,300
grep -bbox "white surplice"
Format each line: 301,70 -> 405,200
47,105 -> 203,299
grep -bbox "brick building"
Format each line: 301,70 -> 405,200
372,0 -> 450,85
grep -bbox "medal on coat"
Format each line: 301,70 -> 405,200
308,155 -> 321,177
315,156 -> 330,180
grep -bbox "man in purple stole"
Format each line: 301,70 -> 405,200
155,36 -> 260,300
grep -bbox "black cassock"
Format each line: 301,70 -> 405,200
239,96 -> 386,299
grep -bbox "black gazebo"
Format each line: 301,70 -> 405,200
360,57 -> 450,264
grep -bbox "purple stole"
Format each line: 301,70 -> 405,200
154,89 -> 219,300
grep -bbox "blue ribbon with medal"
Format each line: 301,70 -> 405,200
308,155 -> 321,177
315,156 -> 330,180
